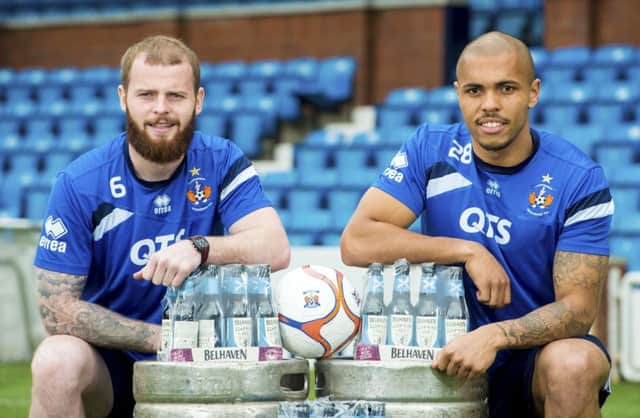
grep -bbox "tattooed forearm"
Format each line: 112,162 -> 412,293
36,268 -> 160,353
494,251 -> 607,349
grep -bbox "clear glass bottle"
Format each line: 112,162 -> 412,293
157,286 -> 176,360
196,265 -> 223,348
386,258 -> 415,346
414,262 -> 438,347
358,262 -> 387,345
443,266 -> 467,345
247,264 -> 281,347
223,264 -> 254,347
172,276 -> 198,349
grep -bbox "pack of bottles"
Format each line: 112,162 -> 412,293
157,263 -> 282,360
357,259 -> 468,349
278,400 -> 385,418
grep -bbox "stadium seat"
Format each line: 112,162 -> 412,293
283,57 -> 319,96
610,235 -> 640,270
6,150 -> 41,175
337,167 -> 379,189
0,118 -> 21,142
287,232 -> 317,247
15,67 -> 47,87
377,106 -> 412,129
351,130 -> 382,148
229,113 -> 262,158
469,12 -> 493,39
263,187 -> 285,209
261,171 -> 297,188
335,148 -> 371,172
541,68 -> 577,85
417,107 -> 454,125
494,11 -> 528,39
608,164 -> 640,186
305,56 -> 356,109
23,185 -> 51,221
595,81 -> 640,104
197,112 -> 227,138
328,189 -> 362,228
319,232 -> 342,246
297,168 -> 338,188
626,65 -> 640,84
592,44 -> 636,68
295,147 -> 329,171
42,150 -> 74,179
428,86 -> 458,107
529,47 -> 549,74
48,67 -> 80,86
247,59 -> 283,88
92,114 -> 124,141
203,80 -> 235,98
37,85 -> 66,104
610,187 -> 640,214
552,82 -> 594,104
585,103 -> 628,125
211,61 -> 247,86
288,189 -> 324,212
385,87 -> 429,113
304,129 -> 344,147
375,147 -> 398,172
239,94 -> 278,136
609,123 -> 640,142
289,209 -> 332,232
581,67 -> 620,84
539,103 -> 582,126
560,124 -> 604,156
379,125 -> 417,147
594,144 -> 635,171
548,46 -> 591,68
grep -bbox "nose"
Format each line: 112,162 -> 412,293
152,95 -> 169,114
481,91 -> 500,113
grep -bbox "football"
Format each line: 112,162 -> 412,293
276,265 -> 361,359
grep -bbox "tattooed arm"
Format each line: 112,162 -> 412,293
36,267 -> 161,352
433,250 -> 608,378
493,250 -> 608,348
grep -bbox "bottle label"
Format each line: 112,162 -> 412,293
388,314 -> 413,346
158,318 -> 173,359
257,317 -> 281,347
198,319 -> 219,349
226,317 -> 253,347
361,315 -> 387,345
415,316 -> 437,347
173,320 -> 198,349
445,318 -> 467,344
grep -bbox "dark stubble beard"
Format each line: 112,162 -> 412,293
126,110 -> 195,164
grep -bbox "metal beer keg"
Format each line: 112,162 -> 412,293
133,359 -> 308,417
316,359 -> 488,418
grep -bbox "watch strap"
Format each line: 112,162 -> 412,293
188,235 -> 209,265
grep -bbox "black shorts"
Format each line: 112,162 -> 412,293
488,335 -> 611,418
95,347 -> 136,418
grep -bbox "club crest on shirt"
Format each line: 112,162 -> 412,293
527,173 -> 554,217
186,166 -> 213,212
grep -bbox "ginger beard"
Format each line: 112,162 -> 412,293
126,110 -> 195,164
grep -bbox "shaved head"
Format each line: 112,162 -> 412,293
456,31 -> 535,83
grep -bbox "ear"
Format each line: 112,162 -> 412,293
195,86 -> 205,116
528,78 -> 541,109
117,85 -> 127,113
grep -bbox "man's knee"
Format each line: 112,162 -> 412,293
535,338 -> 609,397
31,335 -> 96,393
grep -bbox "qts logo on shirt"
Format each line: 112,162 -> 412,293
186,166 -> 213,212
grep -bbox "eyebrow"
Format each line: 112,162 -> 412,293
461,80 -> 521,89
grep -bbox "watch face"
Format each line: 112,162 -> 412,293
192,236 -> 208,250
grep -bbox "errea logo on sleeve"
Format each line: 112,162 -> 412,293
39,216 -> 68,253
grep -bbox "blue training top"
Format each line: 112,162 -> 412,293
374,122 -> 614,331
34,132 -> 271,360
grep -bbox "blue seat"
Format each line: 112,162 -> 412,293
595,81 -> 640,104
37,85 -> 66,104
592,44 -> 636,68
610,235 -> 640,270
42,150 -> 74,179
289,209 -> 332,232
548,46 -> 591,68
211,61 -> 247,87
206,94 -> 240,118
494,10 -> 528,38
297,168 -> 338,188
283,57 -> 319,96
328,189 -> 362,228
417,107 -> 453,125
529,47 -> 549,74
275,91 -> 300,121
428,86 -> 458,107
24,184 -> 52,221
6,150 -> 41,175
15,68 -> 47,87
288,189 -> 323,212
287,232 -> 317,247
469,0 -> 497,12
469,12 -> 493,39
608,123 -> 640,142
248,59 -> 283,85
263,187 -> 285,209
48,67 -> 80,86
307,56 -> 356,108
379,125 -> 417,147
335,148 -> 371,171
68,83 -> 99,105
560,124 -> 604,155
594,144 -> 635,170
610,187 -> 640,214
352,130 -> 382,148
551,82 -> 594,104
239,94 -> 278,136
608,164 -> 640,186
92,114 -> 124,141
304,129 -> 344,147
0,67 -> 15,88
238,79 -> 269,97
229,113 -> 262,158
377,106 -> 412,129
5,85 -> 33,103
197,112 -> 227,138
385,87 -> 429,112
80,66 -> 119,85
540,103 -> 582,126
581,67 -> 620,84
261,171 -> 297,188
203,80 -> 235,98
0,118 -> 21,142
0,171 -> 37,217
627,65 -> 640,84
375,148 -> 398,171
24,117 -> 56,149
295,147 -> 329,171
541,68 -> 577,85
58,115 -> 88,139
585,103 -> 627,125
337,167 -> 378,189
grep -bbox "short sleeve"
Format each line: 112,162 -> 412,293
373,125 -> 429,216
557,166 -> 613,256
33,173 -> 93,275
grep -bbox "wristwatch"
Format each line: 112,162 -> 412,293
188,235 -> 209,265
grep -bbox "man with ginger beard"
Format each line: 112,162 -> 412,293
341,32 -> 613,418
29,35 -> 290,418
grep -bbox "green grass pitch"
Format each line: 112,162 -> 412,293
1,362 -> 639,417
